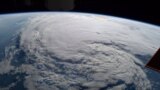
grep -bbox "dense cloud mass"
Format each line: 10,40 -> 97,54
0,13 -> 160,90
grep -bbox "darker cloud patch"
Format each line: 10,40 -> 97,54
134,54 -> 152,64
11,50 -> 27,67
99,80 -> 125,90
0,72 -> 28,90
10,49 -> 36,67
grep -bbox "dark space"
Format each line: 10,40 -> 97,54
0,0 -> 159,26
0,0 -> 160,89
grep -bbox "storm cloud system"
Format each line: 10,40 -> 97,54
0,12 -> 160,90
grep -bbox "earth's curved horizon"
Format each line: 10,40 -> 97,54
0,12 -> 160,90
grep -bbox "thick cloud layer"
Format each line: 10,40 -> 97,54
1,13 -> 160,90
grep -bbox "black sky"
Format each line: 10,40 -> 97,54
0,0 -> 159,26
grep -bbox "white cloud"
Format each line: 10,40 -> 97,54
1,12 -> 160,90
